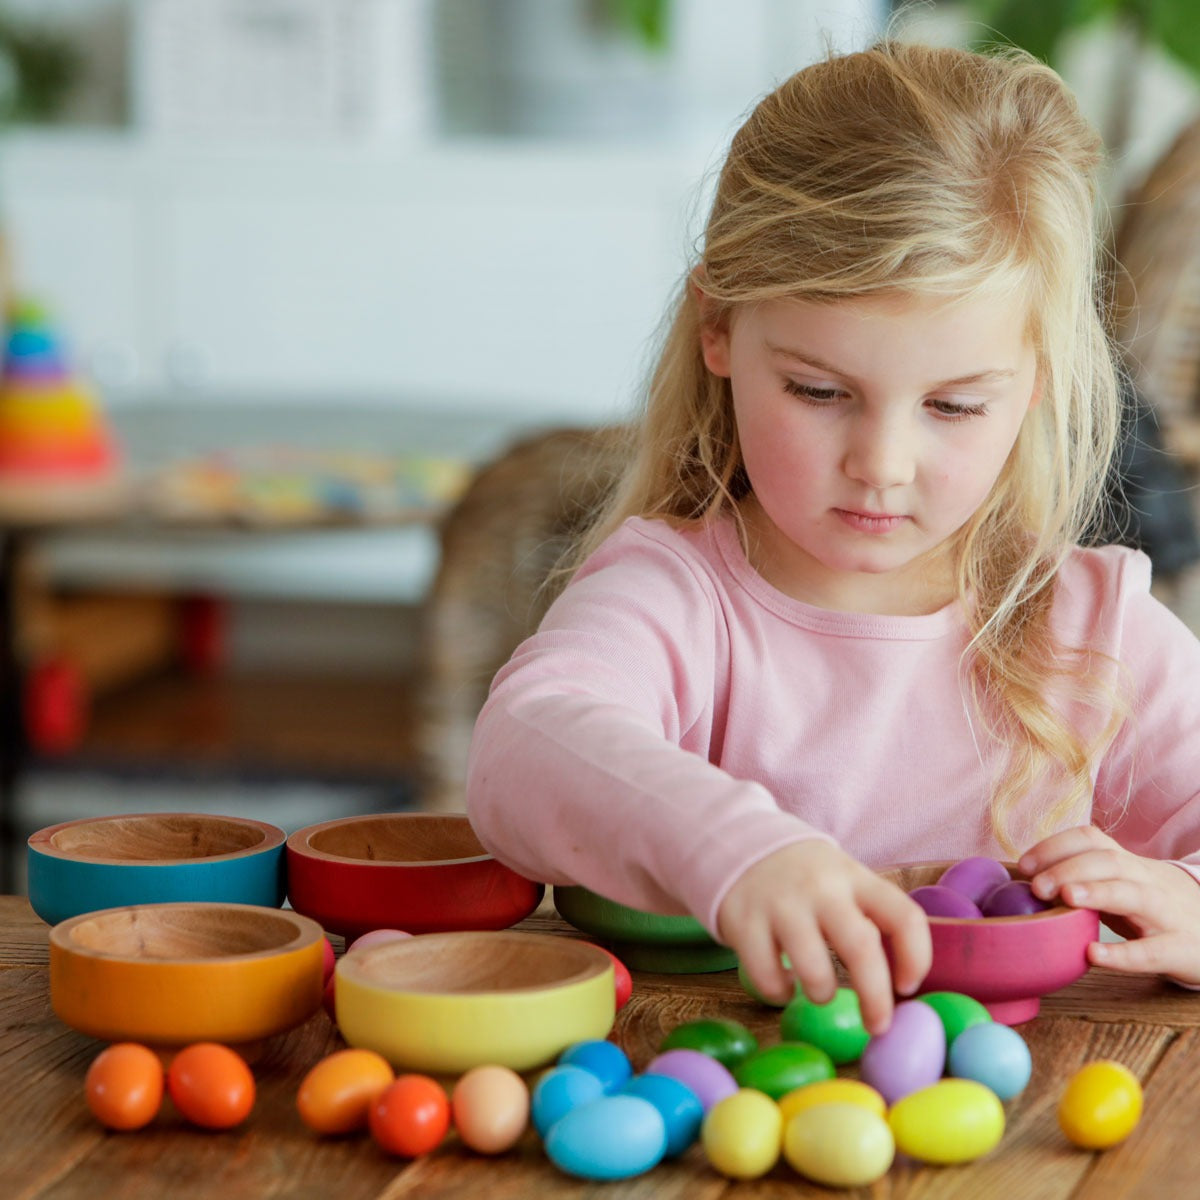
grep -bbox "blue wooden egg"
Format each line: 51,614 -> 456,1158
558,1039 -> 633,1092
531,1065 -> 606,1136
947,1021 -> 1032,1100
621,1073 -> 704,1156
544,1095 -> 668,1180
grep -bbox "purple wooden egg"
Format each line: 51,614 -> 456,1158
860,1000 -> 946,1105
644,1049 -> 737,1112
937,857 -> 1012,907
981,880 -> 1050,917
910,885 -> 984,919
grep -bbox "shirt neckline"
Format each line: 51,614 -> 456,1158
706,514 -> 964,641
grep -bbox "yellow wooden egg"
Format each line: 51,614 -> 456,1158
701,1088 -> 783,1180
888,1079 -> 1005,1164
1058,1061 -> 1143,1150
783,1102 -> 894,1187
778,1078 -> 886,1123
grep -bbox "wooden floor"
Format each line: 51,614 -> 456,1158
63,668 -> 423,783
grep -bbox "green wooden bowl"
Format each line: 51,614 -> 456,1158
553,886 -> 737,973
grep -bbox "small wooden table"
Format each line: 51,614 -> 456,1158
3,894 -> 1200,1198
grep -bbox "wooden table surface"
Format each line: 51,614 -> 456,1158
3,894 -> 1200,1199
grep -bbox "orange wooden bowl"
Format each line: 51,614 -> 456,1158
50,902 -> 325,1047
882,862 -> 1099,1024
286,813 -> 545,940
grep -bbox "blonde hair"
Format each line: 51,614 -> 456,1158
580,41 -> 1123,852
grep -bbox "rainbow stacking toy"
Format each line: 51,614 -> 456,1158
0,300 -> 120,480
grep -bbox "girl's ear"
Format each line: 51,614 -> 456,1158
692,268 -> 732,378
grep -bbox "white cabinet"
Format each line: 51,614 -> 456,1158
1,133 -> 704,424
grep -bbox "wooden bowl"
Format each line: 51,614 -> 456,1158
27,813 -> 287,926
553,885 -> 737,973
286,813 -> 544,940
336,930 -> 615,1073
882,862 -> 1099,1024
49,902 -> 325,1046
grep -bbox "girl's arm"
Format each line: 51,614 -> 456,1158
466,522 -> 824,928
466,521 -> 932,1025
1023,554 -> 1200,981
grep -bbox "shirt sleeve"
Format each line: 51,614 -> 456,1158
465,521 -> 828,937
1088,551 -> 1200,879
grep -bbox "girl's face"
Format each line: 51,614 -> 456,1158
700,291 -> 1039,615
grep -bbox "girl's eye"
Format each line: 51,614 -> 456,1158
928,398 -> 988,420
784,380 -> 844,403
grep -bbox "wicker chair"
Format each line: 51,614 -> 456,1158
414,424 -> 629,811
1114,115 -> 1200,466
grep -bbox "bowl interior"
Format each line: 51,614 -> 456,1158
38,814 -> 273,863
55,903 -> 312,961
340,931 -> 608,995
302,814 -> 488,865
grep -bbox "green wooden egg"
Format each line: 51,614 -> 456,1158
915,992 -> 993,1046
659,1018 -> 758,1068
780,987 -> 870,1065
732,1042 -> 834,1099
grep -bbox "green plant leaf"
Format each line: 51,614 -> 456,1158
606,0 -> 670,53
965,0 -> 1114,65
1146,0 -> 1200,77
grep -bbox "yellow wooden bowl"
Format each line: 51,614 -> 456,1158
50,902 -> 325,1047
336,931 -> 616,1073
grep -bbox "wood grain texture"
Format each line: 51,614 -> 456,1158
4,896 -> 1200,1198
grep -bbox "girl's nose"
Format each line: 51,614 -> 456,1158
843,417 -> 917,489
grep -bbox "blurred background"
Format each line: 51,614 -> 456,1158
2,0 -> 1200,893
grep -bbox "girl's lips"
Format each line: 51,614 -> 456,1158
835,508 -> 908,533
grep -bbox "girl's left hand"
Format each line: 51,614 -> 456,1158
1019,826 -> 1200,985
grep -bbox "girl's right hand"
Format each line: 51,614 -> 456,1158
716,840 -> 932,1035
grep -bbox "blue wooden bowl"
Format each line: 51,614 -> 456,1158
27,813 -> 287,926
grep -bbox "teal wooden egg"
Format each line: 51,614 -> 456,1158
780,987 -> 869,1065
659,1018 -> 758,1069
732,1043 -> 834,1099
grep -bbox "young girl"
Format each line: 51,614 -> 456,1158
466,40 -> 1200,1033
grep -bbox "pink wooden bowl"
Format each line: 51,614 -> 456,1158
882,861 -> 1099,1024
286,813 -> 545,940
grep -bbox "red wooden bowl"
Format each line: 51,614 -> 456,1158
286,814 -> 544,940
882,861 -> 1099,1025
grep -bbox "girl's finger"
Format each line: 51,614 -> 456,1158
1089,932 -> 1200,983
1019,826 -> 1113,875
731,921 -> 793,1005
1029,847 -> 1131,902
776,916 -> 839,1006
820,908 -> 893,1035
1056,877 -> 1157,925
860,879 -> 932,997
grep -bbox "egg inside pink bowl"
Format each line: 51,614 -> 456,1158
881,860 -> 1099,1025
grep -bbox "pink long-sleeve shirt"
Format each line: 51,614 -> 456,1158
466,515 -> 1200,936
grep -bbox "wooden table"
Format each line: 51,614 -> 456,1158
3,894 -> 1200,1198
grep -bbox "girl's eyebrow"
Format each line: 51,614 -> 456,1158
765,342 -> 1018,388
